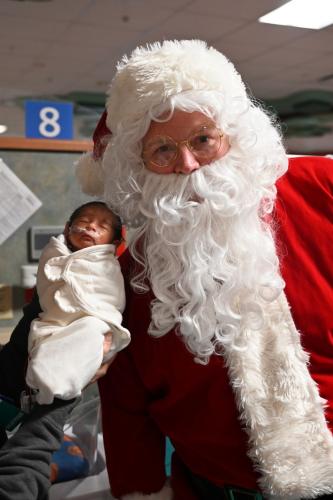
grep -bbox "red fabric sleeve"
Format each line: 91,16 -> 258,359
276,155 -> 333,334
98,329 -> 167,498
276,155 -> 333,426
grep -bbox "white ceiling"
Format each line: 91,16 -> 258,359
0,0 -> 333,152
1,0 -> 333,100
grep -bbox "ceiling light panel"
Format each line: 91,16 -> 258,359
259,0 -> 333,29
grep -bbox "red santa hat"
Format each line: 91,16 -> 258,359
75,39 -> 247,196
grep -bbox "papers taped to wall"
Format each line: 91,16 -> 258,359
0,158 -> 42,245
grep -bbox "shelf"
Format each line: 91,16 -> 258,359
0,137 -> 93,153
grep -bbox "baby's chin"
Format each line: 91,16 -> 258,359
79,234 -> 96,245
67,235 -> 96,251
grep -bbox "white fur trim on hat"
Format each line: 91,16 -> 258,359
106,39 -> 246,132
75,152 -> 105,197
120,481 -> 173,500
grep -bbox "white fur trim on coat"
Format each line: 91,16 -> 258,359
120,481 -> 173,500
75,152 -> 105,196
226,291 -> 333,499
106,39 -> 246,132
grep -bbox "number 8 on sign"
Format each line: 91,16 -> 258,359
39,107 -> 61,138
25,100 -> 74,140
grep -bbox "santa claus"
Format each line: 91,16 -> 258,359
77,40 -> 333,500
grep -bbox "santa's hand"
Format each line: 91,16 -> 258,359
88,332 -> 116,385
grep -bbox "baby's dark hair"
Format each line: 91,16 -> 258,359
68,201 -> 123,241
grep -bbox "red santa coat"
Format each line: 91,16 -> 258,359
99,156 -> 333,499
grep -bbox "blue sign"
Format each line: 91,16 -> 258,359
25,100 -> 73,140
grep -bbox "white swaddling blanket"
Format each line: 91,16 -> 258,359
26,234 -> 130,404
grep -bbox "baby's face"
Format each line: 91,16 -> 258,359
66,206 -> 116,251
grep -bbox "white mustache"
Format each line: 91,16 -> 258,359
69,225 -> 102,238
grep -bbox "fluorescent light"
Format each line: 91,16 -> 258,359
0,125 -> 7,134
259,0 -> 333,29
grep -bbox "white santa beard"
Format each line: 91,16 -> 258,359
130,155 -> 284,363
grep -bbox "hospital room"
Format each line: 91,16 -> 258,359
0,1 -> 333,498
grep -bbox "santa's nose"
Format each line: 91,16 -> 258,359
174,145 -> 200,174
